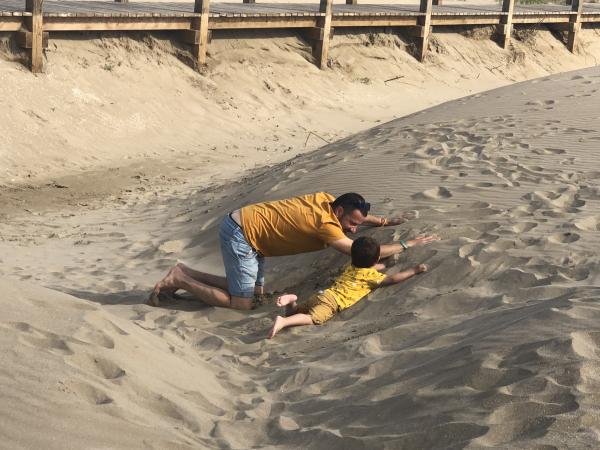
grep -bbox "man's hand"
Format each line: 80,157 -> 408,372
381,210 -> 420,226
406,235 -> 440,247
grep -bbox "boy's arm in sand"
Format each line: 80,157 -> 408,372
379,235 -> 440,258
380,264 -> 428,286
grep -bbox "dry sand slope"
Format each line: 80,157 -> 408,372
3,69 -> 600,448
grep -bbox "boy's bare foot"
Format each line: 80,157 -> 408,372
276,294 -> 298,307
277,294 -> 298,317
267,316 -> 285,339
416,264 -> 428,273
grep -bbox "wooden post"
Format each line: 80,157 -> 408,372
314,0 -> 333,69
497,0 -> 515,49
192,0 -> 210,68
432,0 -> 442,5
25,0 -> 43,73
243,0 -> 255,3
416,0 -> 432,62
567,0 -> 583,52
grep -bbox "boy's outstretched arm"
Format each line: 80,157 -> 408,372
380,264 -> 428,286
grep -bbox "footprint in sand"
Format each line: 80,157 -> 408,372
411,187 -> 452,200
8,322 -> 74,356
573,216 -> 600,231
68,353 -> 127,380
548,232 -> 580,244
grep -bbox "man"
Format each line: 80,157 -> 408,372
148,192 -> 438,310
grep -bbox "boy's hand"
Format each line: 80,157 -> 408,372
406,235 -> 440,247
416,263 -> 428,273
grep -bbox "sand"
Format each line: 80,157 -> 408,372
3,24 -> 600,449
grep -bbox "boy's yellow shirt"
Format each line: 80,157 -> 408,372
324,264 -> 386,311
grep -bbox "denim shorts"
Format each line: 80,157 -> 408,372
219,214 -> 265,298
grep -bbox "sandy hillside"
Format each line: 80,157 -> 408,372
3,59 -> 600,448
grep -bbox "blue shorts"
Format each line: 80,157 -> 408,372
219,214 -> 265,298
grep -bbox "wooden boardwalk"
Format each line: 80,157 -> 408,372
0,0 -> 595,73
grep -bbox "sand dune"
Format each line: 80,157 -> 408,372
3,65 -> 600,448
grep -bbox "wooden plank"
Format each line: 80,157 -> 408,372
0,17 -> 22,31
567,0 -> 583,52
26,0 -> 43,74
209,17 -> 318,29
512,14 -> 570,24
332,17 -> 417,27
431,16 -> 500,25
43,17 -> 193,31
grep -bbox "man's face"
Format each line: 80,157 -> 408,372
338,208 -> 366,234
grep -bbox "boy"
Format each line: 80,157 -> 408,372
267,236 -> 428,339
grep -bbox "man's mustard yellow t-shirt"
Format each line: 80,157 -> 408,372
240,192 -> 346,257
324,265 -> 387,310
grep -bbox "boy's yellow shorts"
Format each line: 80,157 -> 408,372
296,292 -> 339,325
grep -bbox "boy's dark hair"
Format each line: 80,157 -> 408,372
331,193 -> 371,217
351,236 -> 380,268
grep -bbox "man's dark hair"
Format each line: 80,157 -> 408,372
331,193 -> 370,217
351,236 -> 380,268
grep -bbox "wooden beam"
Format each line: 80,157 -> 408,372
314,0 -> 333,69
16,30 -> 48,48
192,0 -> 210,68
416,0 -> 432,62
567,0 -> 583,52
497,0 -> 515,49
25,0 -> 43,73
431,16 -> 501,26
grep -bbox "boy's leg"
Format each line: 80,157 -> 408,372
268,314 -> 313,339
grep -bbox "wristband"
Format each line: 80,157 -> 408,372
399,239 -> 409,250
380,217 -> 388,227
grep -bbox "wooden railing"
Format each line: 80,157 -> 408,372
1,0 -> 588,74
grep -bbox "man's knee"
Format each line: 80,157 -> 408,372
230,296 -> 254,311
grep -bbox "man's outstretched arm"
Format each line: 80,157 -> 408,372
363,211 -> 419,227
330,235 -> 440,257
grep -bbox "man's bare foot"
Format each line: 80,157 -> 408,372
147,289 -> 161,307
267,316 -> 285,339
147,265 -> 186,306
416,264 -> 428,273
